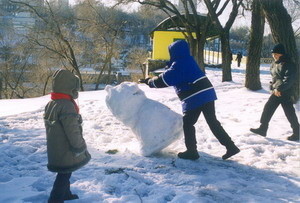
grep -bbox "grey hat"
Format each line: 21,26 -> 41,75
271,43 -> 285,54
52,69 -> 80,99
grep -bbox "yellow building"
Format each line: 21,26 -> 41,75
151,31 -> 197,60
147,14 -> 219,74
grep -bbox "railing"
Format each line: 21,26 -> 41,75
204,50 -> 273,65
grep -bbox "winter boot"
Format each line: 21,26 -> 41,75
64,191 -> 79,201
178,150 -> 199,160
287,134 -> 299,141
222,144 -> 240,160
48,198 -> 64,203
250,124 -> 268,137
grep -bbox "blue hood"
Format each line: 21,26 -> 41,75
151,40 -> 217,112
168,40 -> 191,62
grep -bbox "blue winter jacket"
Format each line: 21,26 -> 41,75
148,40 -> 217,112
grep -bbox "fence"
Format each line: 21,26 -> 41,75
204,50 -> 273,65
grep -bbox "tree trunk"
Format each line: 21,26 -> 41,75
197,40 -> 206,71
260,0 -> 299,102
95,64 -> 107,90
4,81 -> 8,99
190,37 -> 206,72
43,75 -> 51,96
203,0 -> 242,82
245,0 -> 264,90
106,61 -> 113,84
0,76 -> 2,99
195,29 -> 207,71
220,32 -> 232,81
189,38 -> 197,61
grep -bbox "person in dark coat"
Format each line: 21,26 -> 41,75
250,44 -> 299,141
139,40 -> 240,160
236,52 -> 243,67
44,69 -> 91,202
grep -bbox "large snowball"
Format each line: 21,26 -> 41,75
105,82 -> 183,156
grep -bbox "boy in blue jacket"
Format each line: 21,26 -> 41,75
140,40 -> 240,160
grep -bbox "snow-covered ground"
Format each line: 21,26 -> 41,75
0,64 -> 299,203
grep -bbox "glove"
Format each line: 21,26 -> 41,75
138,77 -> 151,85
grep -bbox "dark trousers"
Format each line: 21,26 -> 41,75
183,101 -> 234,151
49,173 -> 72,202
260,94 -> 299,134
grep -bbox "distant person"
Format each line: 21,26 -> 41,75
250,44 -> 299,141
44,69 -> 91,202
236,52 -> 243,67
230,52 -> 233,64
139,40 -> 240,160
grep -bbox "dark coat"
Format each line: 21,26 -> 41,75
270,55 -> 297,100
44,70 -> 91,173
148,40 -> 217,112
236,53 -> 242,61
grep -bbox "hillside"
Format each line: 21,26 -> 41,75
0,65 -> 299,202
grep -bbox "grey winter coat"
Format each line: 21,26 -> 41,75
44,70 -> 91,173
270,55 -> 297,101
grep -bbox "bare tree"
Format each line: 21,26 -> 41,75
75,0 -> 126,90
0,37 -> 34,99
9,0 -> 85,90
204,0 -> 243,81
127,47 -> 149,78
245,0 -> 264,90
30,48 -> 57,96
114,0 -> 216,71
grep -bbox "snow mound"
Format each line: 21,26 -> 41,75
105,82 -> 183,156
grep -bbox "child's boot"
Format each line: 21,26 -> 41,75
222,143 -> 240,160
250,124 -> 268,137
65,190 -> 79,200
178,150 -> 199,160
287,133 -> 299,141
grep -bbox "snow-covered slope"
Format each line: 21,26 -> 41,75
0,65 -> 299,202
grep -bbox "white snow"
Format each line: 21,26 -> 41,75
0,64 -> 299,202
105,82 -> 183,156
